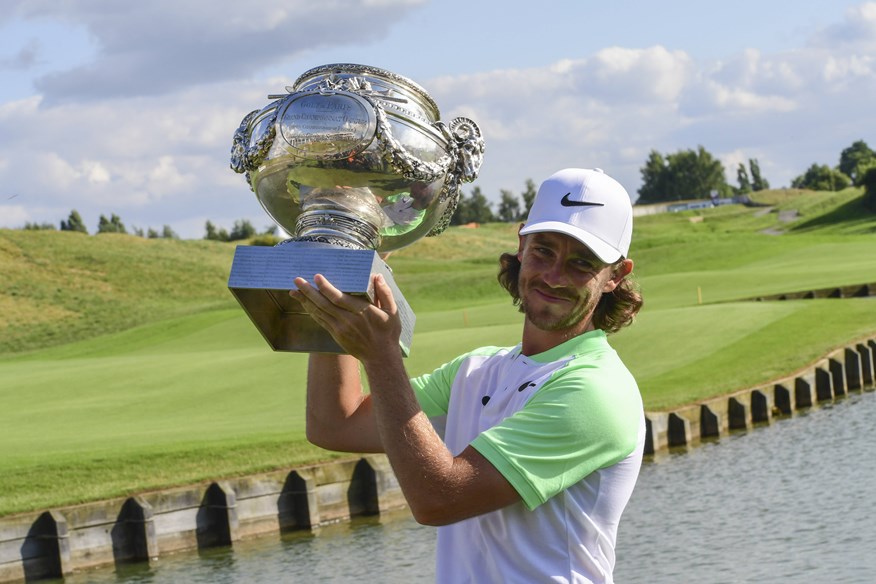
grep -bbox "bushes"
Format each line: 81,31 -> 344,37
791,164 -> 852,191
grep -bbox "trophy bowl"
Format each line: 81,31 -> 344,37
228,64 -> 485,355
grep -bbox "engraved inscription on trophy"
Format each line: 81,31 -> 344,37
279,92 -> 376,160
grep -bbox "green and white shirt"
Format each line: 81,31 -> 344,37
411,329 -> 645,584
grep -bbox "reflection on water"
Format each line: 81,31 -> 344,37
59,508 -> 435,584
59,393 -> 875,583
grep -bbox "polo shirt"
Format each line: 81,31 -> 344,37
411,329 -> 645,583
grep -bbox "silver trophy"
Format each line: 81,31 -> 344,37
228,64 -> 485,355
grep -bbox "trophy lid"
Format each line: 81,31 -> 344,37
293,63 -> 441,122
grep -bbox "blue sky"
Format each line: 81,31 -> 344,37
1,0 -> 874,237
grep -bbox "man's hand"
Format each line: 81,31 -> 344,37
290,273 -> 402,362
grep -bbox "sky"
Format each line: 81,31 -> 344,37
1,0 -> 874,238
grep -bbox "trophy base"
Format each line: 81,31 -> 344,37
228,243 -> 415,356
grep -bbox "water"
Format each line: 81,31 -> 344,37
61,392 -> 876,583
60,508 -> 436,584
615,391 -> 876,583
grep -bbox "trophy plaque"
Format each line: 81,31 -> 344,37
228,64 -> 485,355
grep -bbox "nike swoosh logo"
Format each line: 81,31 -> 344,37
561,193 -> 605,207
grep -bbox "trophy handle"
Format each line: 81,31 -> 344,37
371,101 -> 485,237
425,117 -> 485,237
230,107 -> 278,182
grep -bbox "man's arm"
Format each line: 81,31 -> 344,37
305,353 -> 383,453
292,274 -> 521,526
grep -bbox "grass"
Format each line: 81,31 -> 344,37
1,188 -> 876,516
0,231 -> 235,354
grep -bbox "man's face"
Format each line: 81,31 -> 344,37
517,231 -> 622,334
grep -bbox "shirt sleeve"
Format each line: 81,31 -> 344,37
471,359 -> 643,510
410,346 -> 503,417
410,353 -> 465,417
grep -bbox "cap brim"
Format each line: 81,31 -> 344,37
519,221 -> 622,263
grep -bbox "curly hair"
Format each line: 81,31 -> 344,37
497,251 -> 643,334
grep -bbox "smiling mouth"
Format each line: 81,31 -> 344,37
533,287 -> 575,303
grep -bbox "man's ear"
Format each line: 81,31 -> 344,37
602,259 -> 634,293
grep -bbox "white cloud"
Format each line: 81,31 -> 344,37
586,46 -> 693,103
146,156 -> 196,198
0,94 -> 40,118
823,54 -> 875,83
83,160 -> 110,184
703,81 -> 797,113
15,0 -> 426,102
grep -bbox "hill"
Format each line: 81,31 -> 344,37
0,231 -> 236,354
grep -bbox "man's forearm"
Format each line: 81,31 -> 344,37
362,355 -> 518,526
362,355 -> 458,519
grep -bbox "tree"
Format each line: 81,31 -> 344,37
497,189 -> 521,222
147,227 -> 160,238
229,219 -> 256,241
162,225 -> 179,239
23,221 -> 56,230
97,213 -> 127,234
749,159 -> 769,191
861,166 -> 876,212
638,146 -> 730,203
112,214 -> 126,233
736,163 -> 752,194
451,187 -> 494,225
838,140 -> 876,186
60,210 -> 88,233
791,164 -> 852,191
205,220 -> 221,241
521,179 -> 537,219
638,150 -> 668,203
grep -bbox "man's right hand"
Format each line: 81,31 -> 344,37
290,273 -> 402,364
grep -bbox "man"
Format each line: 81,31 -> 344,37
291,168 -> 645,583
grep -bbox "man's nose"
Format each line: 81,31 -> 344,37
541,260 -> 568,288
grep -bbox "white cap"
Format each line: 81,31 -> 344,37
519,168 -> 633,263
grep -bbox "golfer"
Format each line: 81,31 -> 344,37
292,168 -> 645,583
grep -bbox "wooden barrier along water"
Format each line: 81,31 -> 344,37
0,337 -> 874,582
644,337 -> 876,454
